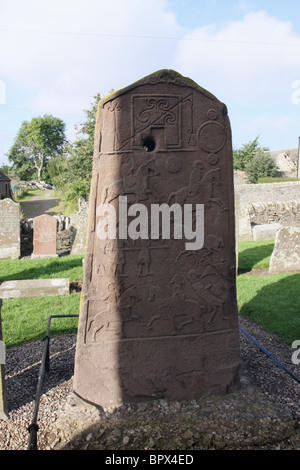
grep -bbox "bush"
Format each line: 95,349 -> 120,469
233,136 -> 260,171
245,149 -> 279,183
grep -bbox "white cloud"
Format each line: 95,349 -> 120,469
1,2 -> 300,154
0,0 -> 183,115
173,10 -> 300,104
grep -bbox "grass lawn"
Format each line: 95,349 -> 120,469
258,177 -> 300,183
0,255 -> 84,349
238,240 -> 274,273
0,255 -> 84,283
237,272 -> 300,345
237,240 -> 300,345
1,293 -> 80,349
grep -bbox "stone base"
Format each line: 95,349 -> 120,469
51,365 -> 298,450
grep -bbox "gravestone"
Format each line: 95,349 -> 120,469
252,223 -> 282,241
269,226 -> 300,273
73,70 -> 240,408
0,171 -> 13,200
0,198 -> 20,260
70,200 -> 89,255
32,214 -> 57,258
236,202 -> 253,242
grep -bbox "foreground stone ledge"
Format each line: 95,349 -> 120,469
0,278 -> 70,299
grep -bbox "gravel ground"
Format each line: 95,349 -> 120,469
0,316 -> 299,451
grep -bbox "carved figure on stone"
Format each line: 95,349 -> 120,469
187,266 -> 228,324
102,158 -> 160,203
137,240 -> 152,276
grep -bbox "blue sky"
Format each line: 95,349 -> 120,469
1,0 -> 300,166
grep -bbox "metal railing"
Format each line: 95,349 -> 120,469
239,327 -> 300,385
27,314 -> 78,450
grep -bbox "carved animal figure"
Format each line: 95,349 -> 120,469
87,285 -> 143,341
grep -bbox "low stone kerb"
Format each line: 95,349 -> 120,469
0,278 -> 70,299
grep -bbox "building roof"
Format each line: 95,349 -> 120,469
0,171 -> 10,181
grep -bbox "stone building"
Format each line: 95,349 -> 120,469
0,172 -> 13,200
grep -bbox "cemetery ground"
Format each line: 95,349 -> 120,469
0,241 -> 300,450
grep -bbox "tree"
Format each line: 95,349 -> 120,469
233,136 -> 260,171
233,136 -> 278,183
0,164 -> 11,175
245,149 -> 279,183
68,93 -> 100,198
48,93 -> 101,203
7,114 -> 66,181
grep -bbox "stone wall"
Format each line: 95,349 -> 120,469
236,181 -> 300,203
248,201 -> 300,227
235,181 -> 300,241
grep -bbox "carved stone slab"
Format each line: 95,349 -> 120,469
73,70 -> 240,407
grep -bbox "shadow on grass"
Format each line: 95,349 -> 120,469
239,273 -> 300,344
238,242 -> 274,274
0,256 -> 83,282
